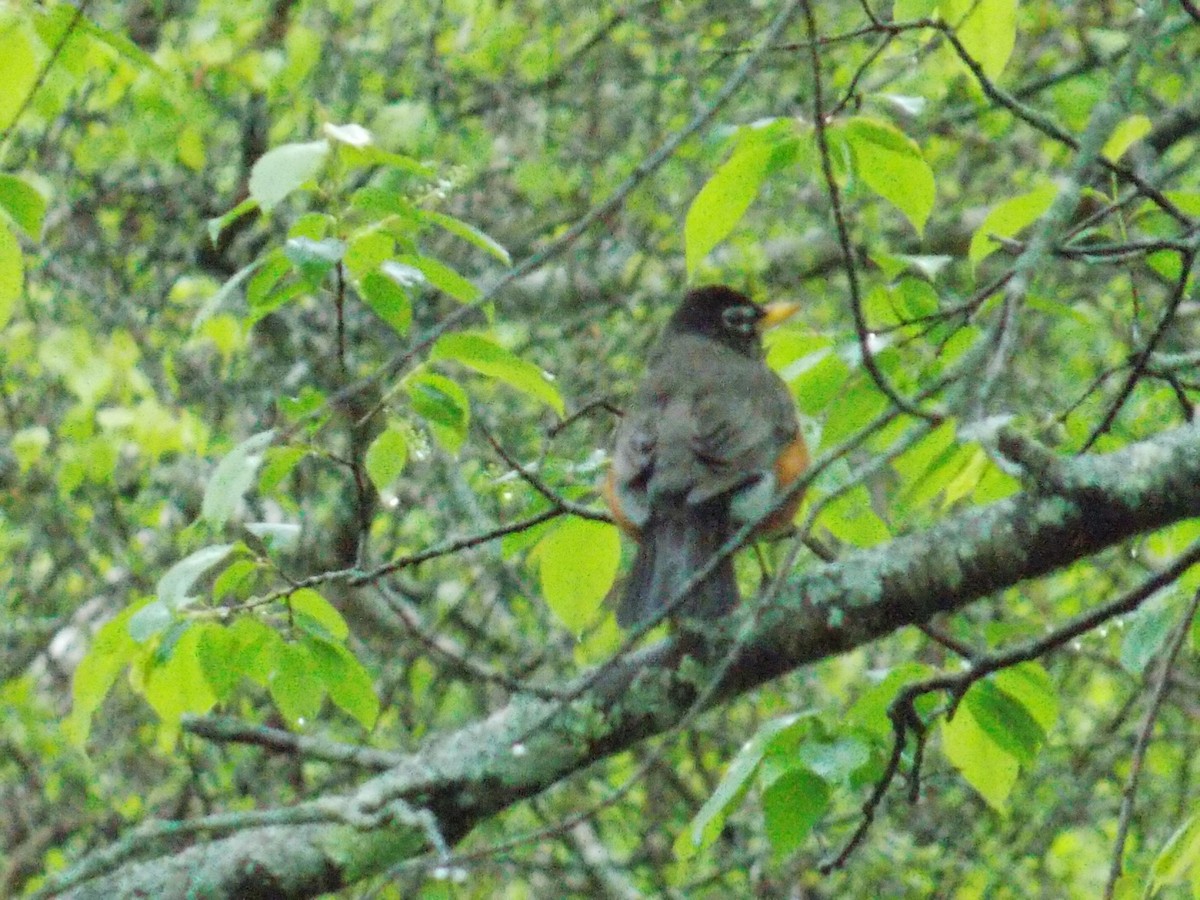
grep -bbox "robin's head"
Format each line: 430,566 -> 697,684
667,286 -> 799,356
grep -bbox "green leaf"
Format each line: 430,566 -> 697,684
685,141 -> 775,275
67,10 -> 180,92
65,605 -> 140,745
895,433 -> 977,514
177,124 -> 206,172
343,230 -> 395,278
284,236 -> 344,285
1120,591 -> 1178,675
202,429 -> 277,527
941,701 -> 1020,812
1163,191 -> 1200,217
350,185 -> 420,220
816,486 -> 891,547
322,121 -> 373,148
340,144 -> 433,176
280,381 -> 326,420
894,0 -> 938,17
365,422 -> 409,491
1146,249 -> 1183,284
845,662 -> 935,738
193,257 -> 263,328
879,253 -> 954,281
680,713 -> 812,859
972,462 -> 1021,505
819,376 -> 888,448
396,254 -> 481,303
206,197 -> 259,247
407,372 -> 470,452
500,505 -> 560,557
10,425 -> 49,472
269,641 -> 325,728
843,118 -> 936,236
893,420 -> 956,484
259,446 -> 309,494
969,184 -> 1058,267
0,173 -> 47,238
422,210 -> 512,266
798,737 -> 873,783
940,447 -> 990,509
194,622 -> 241,701
157,544 -> 236,610
431,332 -> 564,415
128,601 -> 173,642
143,624 -> 217,728
681,739 -> 765,859
244,521 -> 300,551
1102,114 -> 1152,162
212,559 -> 260,601
778,344 -> 852,416
992,662 -> 1059,735
0,24 -> 38,132
941,0 -> 1017,81
360,268 -> 412,335
766,332 -> 832,376
964,679 -> 1046,765
248,140 -> 330,212
291,588 -> 349,641
306,635 -> 379,729
1151,815 -> 1200,892
761,767 -> 829,858
0,223 -> 23,328
535,518 -> 620,633
226,616 -> 282,687
895,277 -> 941,318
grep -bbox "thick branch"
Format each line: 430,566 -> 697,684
55,421 -> 1200,899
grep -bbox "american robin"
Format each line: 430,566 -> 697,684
604,285 -> 808,628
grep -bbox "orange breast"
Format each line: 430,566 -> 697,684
603,469 -> 642,540
756,432 -> 810,535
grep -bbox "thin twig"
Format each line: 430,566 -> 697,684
917,623 -> 978,660
373,583 -> 569,699
245,507 -> 568,608
343,0 -> 813,432
829,32 -> 896,117
801,0 -> 943,426
546,397 -> 623,440
348,508 -> 566,583
820,696 -> 924,871
935,16 -> 1191,228
0,0 -> 93,148
1083,247 -> 1197,450
478,422 -> 612,523
1103,588 -> 1200,898
823,540 -> 1200,870
182,715 -> 402,770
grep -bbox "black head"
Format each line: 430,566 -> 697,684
666,285 -> 767,356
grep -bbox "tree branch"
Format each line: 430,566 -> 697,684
48,419 -> 1200,898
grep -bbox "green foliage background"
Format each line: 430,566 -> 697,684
2,0 -> 1200,896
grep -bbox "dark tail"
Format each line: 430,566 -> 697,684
616,498 -> 738,628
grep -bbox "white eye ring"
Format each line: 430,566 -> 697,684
721,304 -> 760,335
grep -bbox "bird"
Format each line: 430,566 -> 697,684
604,285 -> 808,629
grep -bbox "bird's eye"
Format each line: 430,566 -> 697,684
721,304 -> 761,335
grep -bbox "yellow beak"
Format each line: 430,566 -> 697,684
757,300 -> 802,332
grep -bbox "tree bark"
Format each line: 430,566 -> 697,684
55,421 -> 1200,899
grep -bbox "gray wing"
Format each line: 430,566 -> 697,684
612,337 -> 798,518
683,362 -> 798,506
